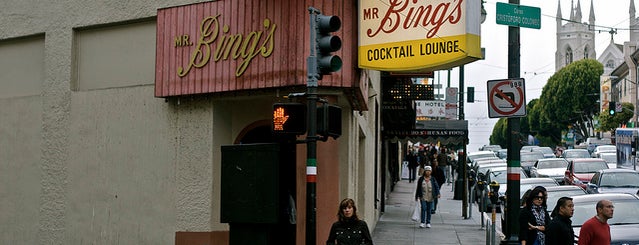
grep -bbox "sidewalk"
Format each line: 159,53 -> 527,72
372,179 -> 491,245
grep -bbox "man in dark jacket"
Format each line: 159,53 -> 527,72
546,197 -> 575,245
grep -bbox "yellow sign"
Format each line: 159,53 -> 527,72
358,0 -> 482,72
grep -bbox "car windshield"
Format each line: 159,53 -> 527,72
489,170 -> 507,184
488,169 -> 526,184
573,199 -> 639,226
564,150 -> 590,158
538,160 -> 568,169
600,172 -> 639,187
574,161 -> 608,173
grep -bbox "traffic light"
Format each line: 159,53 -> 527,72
609,101 -> 616,115
317,104 -> 342,139
315,14 -> 342,79
467,87 -> 475,103
272,103 -> 307,135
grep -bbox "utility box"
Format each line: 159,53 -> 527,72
221,143 -> 281,223
220,143 -> 297,245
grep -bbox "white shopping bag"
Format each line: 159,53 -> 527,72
411,200 -> 421,221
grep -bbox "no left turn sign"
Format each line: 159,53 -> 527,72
487,78 -> 526,118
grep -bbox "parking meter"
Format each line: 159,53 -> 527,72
489,181 -> 500,205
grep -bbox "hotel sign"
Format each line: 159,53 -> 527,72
358,0 -> 482,72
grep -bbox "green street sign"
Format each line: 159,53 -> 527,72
496,2 -> 541,29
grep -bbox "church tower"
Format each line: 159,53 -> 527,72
555,0 -> 596,71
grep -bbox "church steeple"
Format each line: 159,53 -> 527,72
631,0 -> 636,26
569,0 -> 575,21
575,0 -> 583,23
589,0 -> 595,26
631,0 -> 638,41
557,0 -> 563,30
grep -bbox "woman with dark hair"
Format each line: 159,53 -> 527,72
326,198 -> 373,245
519,186 -> 551,245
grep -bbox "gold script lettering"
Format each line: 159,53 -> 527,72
177,15 -> 277,77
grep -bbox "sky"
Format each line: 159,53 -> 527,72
433,0 -> 634,152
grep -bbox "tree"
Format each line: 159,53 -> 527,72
490,118 -> 507,147
528,99 -> 563,146
537,59 -> 603,141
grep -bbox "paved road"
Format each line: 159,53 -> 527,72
372,178 -> 497,244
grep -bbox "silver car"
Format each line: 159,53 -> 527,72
530,158 -> 569,184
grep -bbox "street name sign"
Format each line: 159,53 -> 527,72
487,78 -> 526,118
496,2 -> 541,29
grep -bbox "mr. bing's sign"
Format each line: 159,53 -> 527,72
358,0 -> 482,72
155,1 -> 278,97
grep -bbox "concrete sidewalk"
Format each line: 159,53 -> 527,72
372,179 -> 493,244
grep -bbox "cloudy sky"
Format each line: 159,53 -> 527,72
436,0 -> 634,152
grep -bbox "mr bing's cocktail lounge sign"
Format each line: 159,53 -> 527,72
358,0 -> 482,72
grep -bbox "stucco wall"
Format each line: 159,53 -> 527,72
0,96 -> 42,244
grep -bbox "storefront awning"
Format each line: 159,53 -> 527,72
383,120 -> 468,145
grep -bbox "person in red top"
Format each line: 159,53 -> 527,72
578,199 -> 613,245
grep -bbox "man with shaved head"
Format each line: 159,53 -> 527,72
578,199 -> 613,245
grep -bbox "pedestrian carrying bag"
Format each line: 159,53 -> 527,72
411,200 -> 420,221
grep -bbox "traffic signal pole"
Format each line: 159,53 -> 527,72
306,7 -> 342,244
502,0 -> 521,243
306,8 -> 320,245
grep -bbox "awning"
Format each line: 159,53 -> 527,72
383,120 -> 469,145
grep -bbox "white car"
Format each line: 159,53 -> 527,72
591,144 -> 616,158
530,158 -> 569,184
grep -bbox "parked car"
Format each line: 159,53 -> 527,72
483,165 -> 528,197
598,152 -> 618,169
564,158 -> 609,189
571,193 -> 639,244
591,144 -> 617,158
467,151 -> 497,165
474,165 -> 527,213
530,158 -> 569,184
561,149 -> 591,159
586,168 -> 639,194
520,151 -> 545,176
532,146 -> 556,158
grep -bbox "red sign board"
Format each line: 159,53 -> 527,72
154,0 -> 361,104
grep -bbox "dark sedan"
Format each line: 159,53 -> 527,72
586,168 -> 639,194
571,193 -> 639,245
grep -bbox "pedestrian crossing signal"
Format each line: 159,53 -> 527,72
272,103 -> 307,135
